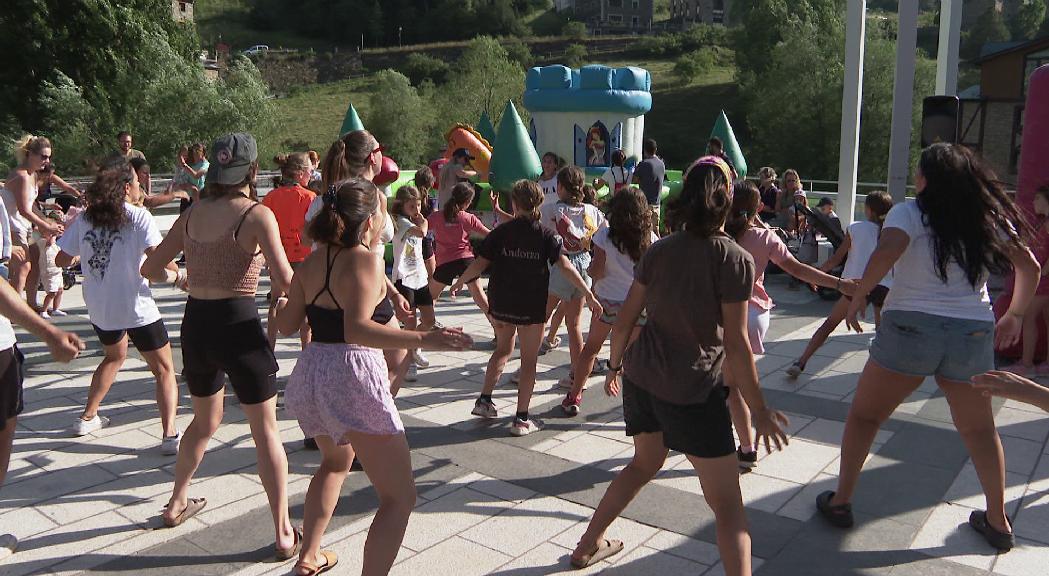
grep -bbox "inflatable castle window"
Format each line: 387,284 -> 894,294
523,65 -> 652,172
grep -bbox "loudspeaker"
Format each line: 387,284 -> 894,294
921,96 -> 960,148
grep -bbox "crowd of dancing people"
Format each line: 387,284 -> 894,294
0,127 -> 1047,575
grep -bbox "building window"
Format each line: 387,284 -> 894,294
608,0 -> 623,7
179,2 -> 187,12
608,13 -> 623,24
632,0 -> 639,8
632,15 -> 639,27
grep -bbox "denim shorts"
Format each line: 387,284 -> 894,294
549,251 -> 592,302
870,310 -> 995,383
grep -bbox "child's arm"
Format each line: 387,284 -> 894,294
820,232 -> 851,272
404,214 -> 428,238
588,245 -> 607,281
779,254 -> 854,295
275,270 -> 307,336
554,254 -> 602,315
489,190 -> 513,224
603,281 -> 646,396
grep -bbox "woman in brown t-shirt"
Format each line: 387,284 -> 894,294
568,157 -> 790,576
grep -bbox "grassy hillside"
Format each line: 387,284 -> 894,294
194,0 -> 324,50
269,58 -> 739,171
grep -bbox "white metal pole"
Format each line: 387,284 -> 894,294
887,0 -> 920,203
936,0 -> 963,95
836,0 -> 867,226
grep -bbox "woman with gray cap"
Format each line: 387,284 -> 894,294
142,133 -> 300,559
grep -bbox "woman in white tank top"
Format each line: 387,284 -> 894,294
2,136 -> 64,307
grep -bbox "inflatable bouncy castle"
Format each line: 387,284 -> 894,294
523,65 -> 652,172
443,123 -> 493,181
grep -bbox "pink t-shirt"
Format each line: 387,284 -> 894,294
738,226 -> 791,311
427,211 -> 489,266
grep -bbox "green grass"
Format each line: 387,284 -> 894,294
194,0 -> 325,51
267,57 -> 738,172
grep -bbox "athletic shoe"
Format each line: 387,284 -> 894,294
591,359 -> 610,376
539,336 -> 561,354
786,361 -> 805,379
561,394 -> 581,417
557,374 -> 587,391
39,311 -> 50,320
510,417 -> 541,436
48,309 -> 68,317
432,320 -> 445,329
471,398 -> 497,419
73,415 -> 108,436
161,431 -> 182,456
412,350 -> 431,368
736,446 -> 757,469
406,364 -> 418,382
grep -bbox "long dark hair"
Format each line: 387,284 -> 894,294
443,182 -> 474,222
322,130 -> 377,187
202,163 -> 259,201
308,178 -> 380,248
725,180 -> 761,240
607,188 -> 653,263
84,159 -> 132,230
916,143 -> 1029,288
664,157 -> 732,236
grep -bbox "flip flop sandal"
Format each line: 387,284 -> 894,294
816,491 -> 854,528
968,510 -> 1015,551
295,550 -> 339,575
570,539 -> 624,569
275,526 -> 304,561
162,497 -> 207,528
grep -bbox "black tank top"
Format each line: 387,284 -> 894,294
305,247 -> 345,344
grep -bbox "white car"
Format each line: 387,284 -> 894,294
243,45 -> 270,56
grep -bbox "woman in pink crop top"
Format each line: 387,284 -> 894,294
142,133 -> 299,558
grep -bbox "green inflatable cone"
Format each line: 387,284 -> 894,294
477,111 -> 497,144
488,101 -> 541,193
710,110 -> 747,179
340,103 -> 365,136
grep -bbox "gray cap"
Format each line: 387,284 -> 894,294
206,133 -> 258,186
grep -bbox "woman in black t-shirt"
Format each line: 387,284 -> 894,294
451,180 -> 601,437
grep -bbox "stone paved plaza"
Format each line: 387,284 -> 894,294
1,214 -> 1048,576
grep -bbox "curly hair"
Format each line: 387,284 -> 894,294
308,178 -> 380,247
664,159 -> 732,236
916,143 -> 1030,288
607,188 -> 653,263
84,159 -> 132,230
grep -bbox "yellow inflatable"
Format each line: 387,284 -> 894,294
444,123 -> 493,181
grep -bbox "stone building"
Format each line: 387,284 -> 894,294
669,0 -> 731,25
959,35 -> 1049,185
172,0 -> 193,22
556,0 -> 655,33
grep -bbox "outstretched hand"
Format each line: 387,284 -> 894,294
753,408 -> 791,454
844,292 -> 867,333
46,329 -> 85,363
422,327 -> 474,351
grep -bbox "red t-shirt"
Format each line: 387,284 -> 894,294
426,210 -> 488,266
261,184 -> 315,263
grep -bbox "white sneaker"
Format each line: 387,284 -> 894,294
0,533 -> 16,563
406,363 -> 418,382
39,311 -> 50,319
73,415 -> 108,436
412,350 -> 430,368
510,417 -> 540,437
160,430 -> 182,456
49,309 -> 68,317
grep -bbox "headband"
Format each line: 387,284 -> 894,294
684,155 -> 733,186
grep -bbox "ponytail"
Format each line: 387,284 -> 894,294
443,182 -> 474,222
725,181 -> 761,240
864,191 -> 893,231
13,134 -> 51,166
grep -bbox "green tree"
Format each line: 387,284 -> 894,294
368,70 -> 433,166
673,48 -> 716,84
563,21 -> 588,39
503,38 -> 535,70
963,5 -> 1011,59
564,44 -> 589,68
1010,0 -> 1047,40
440,36 -> 526,128
401,53 -> 450,85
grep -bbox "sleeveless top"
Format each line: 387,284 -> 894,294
0,180 -> 36,236
184,202 -> 265,296
306,246 -> 346,344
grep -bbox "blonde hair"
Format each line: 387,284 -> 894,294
13,134 -> 51,166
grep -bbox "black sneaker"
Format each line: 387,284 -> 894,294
736,446 -> 757,469
303,437 -> 319,450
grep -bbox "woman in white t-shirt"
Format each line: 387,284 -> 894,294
817,144 -> 1039,553
561,188 -> 654,416
56,160 -> 183,454
593,149 -> 633,196
537,152 -> 562,208
788,191 -> 895,378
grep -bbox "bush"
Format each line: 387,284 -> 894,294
401,53 -> 450,85
503,38 -> 535,70
564,44 -> 588,68
369,70 -> 433,166
673,48 -> 716,84
563,21 -> 588,39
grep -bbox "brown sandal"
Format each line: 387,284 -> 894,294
162,497 -> 207,528
570,539 -> 624,569
275,526 -> 303,561
294,550 -> 338,575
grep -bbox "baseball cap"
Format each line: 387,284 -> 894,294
816,197 -> 834,207
452,147 -> 475,161
206,133 -> 258,186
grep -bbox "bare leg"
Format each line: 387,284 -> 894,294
427,278 -> 446,302
515,324 -> 544,414
40,293 -> 55,315
7,247 -> 29,304
546,303 -> 567,346
52,288 -> 64,311
296,434 -> 355,576
563,297 -> 586,363
242,398 -> 295,551
385,315 -> 410,397
689,453 -> 752,576
299,320 -> 312,349
82,338 -> 129,420
164,392 -> 224,525
353,431 -> 416,576
140,344 -> 179,438
569,315 -> 612,398
830,361 -> 922,506
25,244 -> 39,309
466,279 -> 490,315
1020,296 -> 1049,366
0,416 -> 14,486
797,297 -> 849,368
938,377 -> 1011,533
572,433 -> 668,563
481,321 -> 517,397
726,369 -> 754,451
